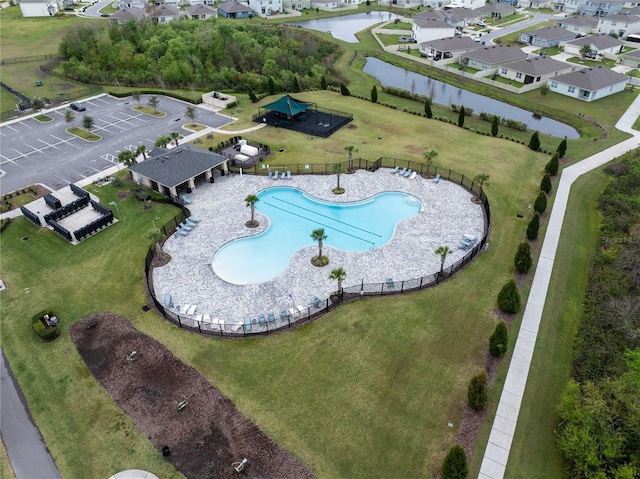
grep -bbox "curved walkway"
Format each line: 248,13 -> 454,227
478,95 -> 640,479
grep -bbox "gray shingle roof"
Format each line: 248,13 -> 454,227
553,66 -> 628,91
564,33 -> 623,50
129,146 -> 228,188
186,4 -> 216,15
554,16 -> 598,27
111,7 -> 145,19
523,26 -> 575,41
421,36 -> 480,51
505,55 -> 572,76
414,18 -> 454,29
477,3 -> 515,14
599,12 -> 640,21
462,45 -> 526,64
150,4 -> 179,16
217,0 -> 253,13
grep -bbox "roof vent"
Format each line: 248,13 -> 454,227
164,155 -> 170,159
174,149 -> 182,154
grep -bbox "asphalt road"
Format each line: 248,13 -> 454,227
0,94 -> 233,193
1,348 -> 62,479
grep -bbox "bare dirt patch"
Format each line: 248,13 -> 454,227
70,313 -> 314,479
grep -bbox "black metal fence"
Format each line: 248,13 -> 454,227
144,161 -> 490,338
1,54 -> 61,64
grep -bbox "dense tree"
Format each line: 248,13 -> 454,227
424,99 -> 432,118
267,76 -> 275,95
148,95 -> 159,113
529,131 -> 541,151
540,174 -> 552,194
546,153 -> 559,176
498,279 -> 521,314
371,84 -> 378,103
534,191 -> 547,214
489,320 -> 508,356
244,194 -> 259,227
514,241 -> 533,273
457,106 -> 465,127
491,115 -> 499,137
468,370 -> 488,410
557,137 -> 567,157
442,445 -> 468,479
185,106 -> 197,126
320,75 -> 327,90
526,213 -> 540,240
132,91 -> 141,107
248,90 -> 258,103
292,75 -> 300,93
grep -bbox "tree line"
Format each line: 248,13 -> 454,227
58,19 -> 343,92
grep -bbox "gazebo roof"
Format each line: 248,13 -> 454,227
262,95 -> 314,117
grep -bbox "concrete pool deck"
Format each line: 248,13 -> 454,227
153,167 -> 485,331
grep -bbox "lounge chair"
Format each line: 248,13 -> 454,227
464,234 -> 476,242
181,195 -> 192,204
268,312 -> 276,323
175,225 -> 189,236
244,317 -> 252,332
311,296 -> 321,308
289,307 -> 296,317
286,171 -> 292,180
297,305 -> 306,314
433,173 -> 440,184
403,169 -> 413,178
398,167 -> 407,176
179,222 -> 193,231
187,305 -> 197,315
195,314 -> 203,322
164,293 -> 173,308
391,166 -> 399,174
386,278 -> 394,288
181,304 -> 191,314
408,171 -> 417,180
190,216 -> 201,223
268,171 -> 273,179
186,217 -> 198,227
273,170 -> 279,180
280,309 -> 288,320
258,314 -> 266,326
203,314 -> 211,324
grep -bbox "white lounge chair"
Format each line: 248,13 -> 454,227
408,171 -> 417,180
187,305 -> 197,315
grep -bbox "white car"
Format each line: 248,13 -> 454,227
477,21 -> 487,27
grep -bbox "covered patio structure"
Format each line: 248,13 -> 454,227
253,95 -> 353,138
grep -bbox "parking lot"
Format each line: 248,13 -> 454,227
0,94 -> 233,193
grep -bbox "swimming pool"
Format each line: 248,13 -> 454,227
211,187 -> 421,285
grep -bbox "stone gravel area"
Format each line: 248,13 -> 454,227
153,168 -> 485,332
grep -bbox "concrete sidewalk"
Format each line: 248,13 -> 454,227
478,94 -> 640,479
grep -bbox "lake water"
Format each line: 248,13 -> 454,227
362,57 -> 580,139
289,11 -> 402,43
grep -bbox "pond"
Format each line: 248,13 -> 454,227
289,11 -> 402,43
362,57 -> 580,139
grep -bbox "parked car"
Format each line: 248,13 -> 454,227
100,13 -> 110,17
477,21 -> 487,27
69,102 -> 86,111
399,36 -> 417,43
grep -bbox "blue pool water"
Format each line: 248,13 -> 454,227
212,187 -> 421,285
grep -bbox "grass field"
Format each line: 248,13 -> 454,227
0,439 -> 16,479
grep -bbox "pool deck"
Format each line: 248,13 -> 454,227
153,168 -> 485,332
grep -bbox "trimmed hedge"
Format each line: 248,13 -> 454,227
498,279 -> 521,314
107,89 -> 203,104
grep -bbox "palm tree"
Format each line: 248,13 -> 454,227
244,194 -> 259,227
136,144 -> 147,161
311,228 -> 327,260
580,44 -> 592,59
64,110 -> 75,128
132,91 -> 142,107
329,267 -> 347,293
117,149 -> 137,167
331,162 -> 345,193
148,95 -> 160,113
31,97 -> 45,115
435,245 -> 453,276
82,115 -> 94,132
170,131 -> 180,146
423,149 -> 438,167
344,145 -> 357,170
155,135 -> 171,148
474,173 -> 490,190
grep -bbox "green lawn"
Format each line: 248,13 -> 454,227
66,127 -> 101,141
566,56 -> 616,68
493,21 -> 555,45
490,13 -> 530,26
0,439 -> 15,479
381,21 -> 413,30
132,105 -> 167,118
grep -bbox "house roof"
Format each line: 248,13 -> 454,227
564,33 -> 623,50
421,36 -> 480,51
523,26 -> 575,41
554,16 -> 598,27
599,12 -> 640,22
553,66 -> 628,91
504,55 -> 572,76
185,4 -> 216,14
129,146 -> 227,188
414,9 -> 448,20
150,4 -> 180,16
586,0 -> 623,4
414,18 -> 455,29
111,7 -> 145,19
217,0 -> 254,12
477,3 -> 515,14
462,44 -> 526,64
444,7 -> 479,23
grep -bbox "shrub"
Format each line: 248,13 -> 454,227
248,90 -> 258,103
424,100 -> 432,118
320,75 -> 327,90
491,115 -> 498,137
458,106 -> 465,127
528,131 -> 541,151
340,83 -> 350,96
540,174 -> 552,194
225,101 -> 237,109
371,85 -> 378,103
514,241 -> 533,273
545,153 -> 559,176
527,213 -> 540,240
557,137 -> 567,157
442,444 -> 469,479
534,191 -> 547,214
467,369 -> 488,410
498,279 -> 521,313
489,320 -> 508,356
31,309 -> 60,341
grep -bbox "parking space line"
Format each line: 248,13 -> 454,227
10,148 -> 27,160
5,125 -> 19,133
37,138 -> 60,150
83,164 -> 103,174
50,135 -> 82,149
18,122 -> 32,129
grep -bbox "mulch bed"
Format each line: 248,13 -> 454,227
70,313 -> 314,479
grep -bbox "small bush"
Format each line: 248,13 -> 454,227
489,320 -> 508,356
557,137 -> 567,157
528,131 -> 541,151
340,83 -> 350,96
534,191 -> 547,214
498,279 -> 521,313
526,213 -> 540,240
442,444 -> 469,479
540,174 -> 552,194
545,153 -> 559,176
467,369 -> 488,410
514,241 -> 533,273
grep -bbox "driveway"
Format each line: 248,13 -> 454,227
0,94 -> 233,193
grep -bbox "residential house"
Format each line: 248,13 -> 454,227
548,66 -> 628,100
446,0 -> 485,9
152,0 -> 179,6
519,26 -> 577,47
477,3 -> 516,19
422,0 -> 453,8
310,0 -> 345,9
498,55 -> 575,85
583,0 -> 624,16
561,33 -> 624,57
459,44 -> 527,70
187,0 -> 216,5
118,0 -> 146,8
619,47 -> 640,66
110,7 -> 145,24
412,18 -> 457,43
248,0 -> 283,14
392,0 -> 423,7
553,0 -> 587,13
185,4 -> 217,18
150,4 -> 180,21
419,36 -> 480,60
554,15 -> 597,34
19,0 -> 60,17
596,12 -> 640,37
414,7 -> 482,30
217,0 -> 254,17
283,0 -> 311,9
496,0 -> 519,6
527,0 -> 553,9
